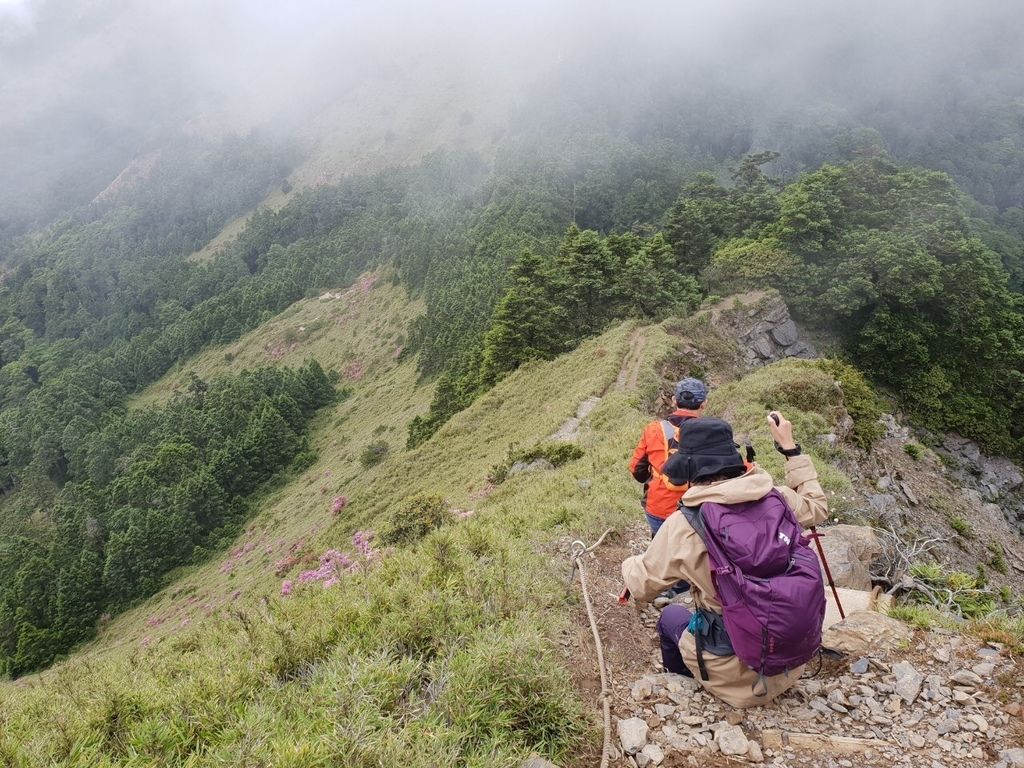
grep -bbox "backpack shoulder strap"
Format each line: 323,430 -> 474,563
680,504 -> 707,544
659,419 -> 676,450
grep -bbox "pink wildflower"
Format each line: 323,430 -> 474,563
280,580 -> 293,597
331,495 -> 348,515
146,616 -> 160,627
323,576 -> 338,589
140,636 -> 152,648
180,618 -> 191,628
231,590 -> 242,600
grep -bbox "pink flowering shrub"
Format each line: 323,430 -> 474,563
343,361 -> 365,381
282,531 -> 377,595
331,495 -> 348,516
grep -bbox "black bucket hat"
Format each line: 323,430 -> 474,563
662,418 -> 746,485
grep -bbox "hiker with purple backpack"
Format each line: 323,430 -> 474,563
620,411 -> 828,708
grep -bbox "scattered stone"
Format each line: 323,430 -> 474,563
577,478 -> 592,491
654,704 -> 675,719
1002,748 -> 1024,768
892,661 -> 925,705
522,757 -> 561,768
618,718 -> 649,755
950,670 -> 984,687
972,662 -> 996,677
716,724 -> 749,756
977,646 -> 1001,658
726,711 -> 744,726
640,744 -> 665,766
900,482 -> 919,505
851,657 -> 870,675
747,740 -> 764,763
969,713 -> 989,732
932,647 -> 951,663
809,698 -> 833,717
631,679 -> 654,701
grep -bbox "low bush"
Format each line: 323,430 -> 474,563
488,442 -> 585,485
378,493 -> 450,546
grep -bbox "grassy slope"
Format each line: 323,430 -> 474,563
1,303 -> 867,767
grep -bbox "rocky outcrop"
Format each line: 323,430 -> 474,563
816,525 -> 882,591
711,290 -> 817,367
938,435 -> 1024,534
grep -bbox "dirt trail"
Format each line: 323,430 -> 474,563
612,329 -> 647,394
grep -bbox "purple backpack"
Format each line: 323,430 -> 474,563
682,489 -> 825,689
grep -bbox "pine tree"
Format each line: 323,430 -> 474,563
480,249 -> 563,386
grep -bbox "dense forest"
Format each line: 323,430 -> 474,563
2,21 -> 1024,673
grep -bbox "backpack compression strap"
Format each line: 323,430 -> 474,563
679,505 -> 736,681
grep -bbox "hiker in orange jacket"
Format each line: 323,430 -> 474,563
630,377 -> 708,537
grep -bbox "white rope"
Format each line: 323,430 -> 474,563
570,528 -> 615,768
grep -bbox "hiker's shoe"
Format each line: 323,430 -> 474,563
653,590 -> 675,609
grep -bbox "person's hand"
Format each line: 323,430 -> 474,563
767,411 -> 797,451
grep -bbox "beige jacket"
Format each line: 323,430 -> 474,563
621,454 -> 828,708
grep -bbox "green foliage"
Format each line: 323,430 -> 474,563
814,359 -> 885,450
359,440 -> 390,469
415,225 -> 700,444
378,493 -> 451,546
908,562 -> 996,618
988,543 -> 1009,575
903,443 -> 924,460
949,516 -> 974,538
683,158 -> 1024,458
0,361 -> 335,677
488,442 -> 585,485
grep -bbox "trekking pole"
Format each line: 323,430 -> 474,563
768,412 -> 845,620
808,528 -> 845,620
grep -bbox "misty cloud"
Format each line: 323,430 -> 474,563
1,0 -> 1023,236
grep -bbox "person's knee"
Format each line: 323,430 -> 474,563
657,604 -> 691,640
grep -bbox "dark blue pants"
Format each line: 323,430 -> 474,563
657,604 -> 694,677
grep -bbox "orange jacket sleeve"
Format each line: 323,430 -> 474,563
629,425 -> 652,482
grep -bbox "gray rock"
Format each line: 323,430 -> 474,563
822,611 -> 915,655
752,336 -> 775,359
815,525 -> 882,590
716,724 -> 749,756
618,717 -> 648,755
900,481 -> 919,505
1001,748 -> 1024,768
577,478 -> 592,491
507,458 -> 555,477
747,740 -> 764,763
522,758 -> 561,768
654,704 -> 675,718
851,657 -> 870,675
972,662 -> 995,677
892,661 -> 924,705
950,670 -> 984,687
771,319 -> 800,347
639,743 -> 665,766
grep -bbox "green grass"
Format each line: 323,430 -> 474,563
0,296 -> 893,766
949,515 -> 974,538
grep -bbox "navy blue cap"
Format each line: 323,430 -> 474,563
674,377 -> 708,407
